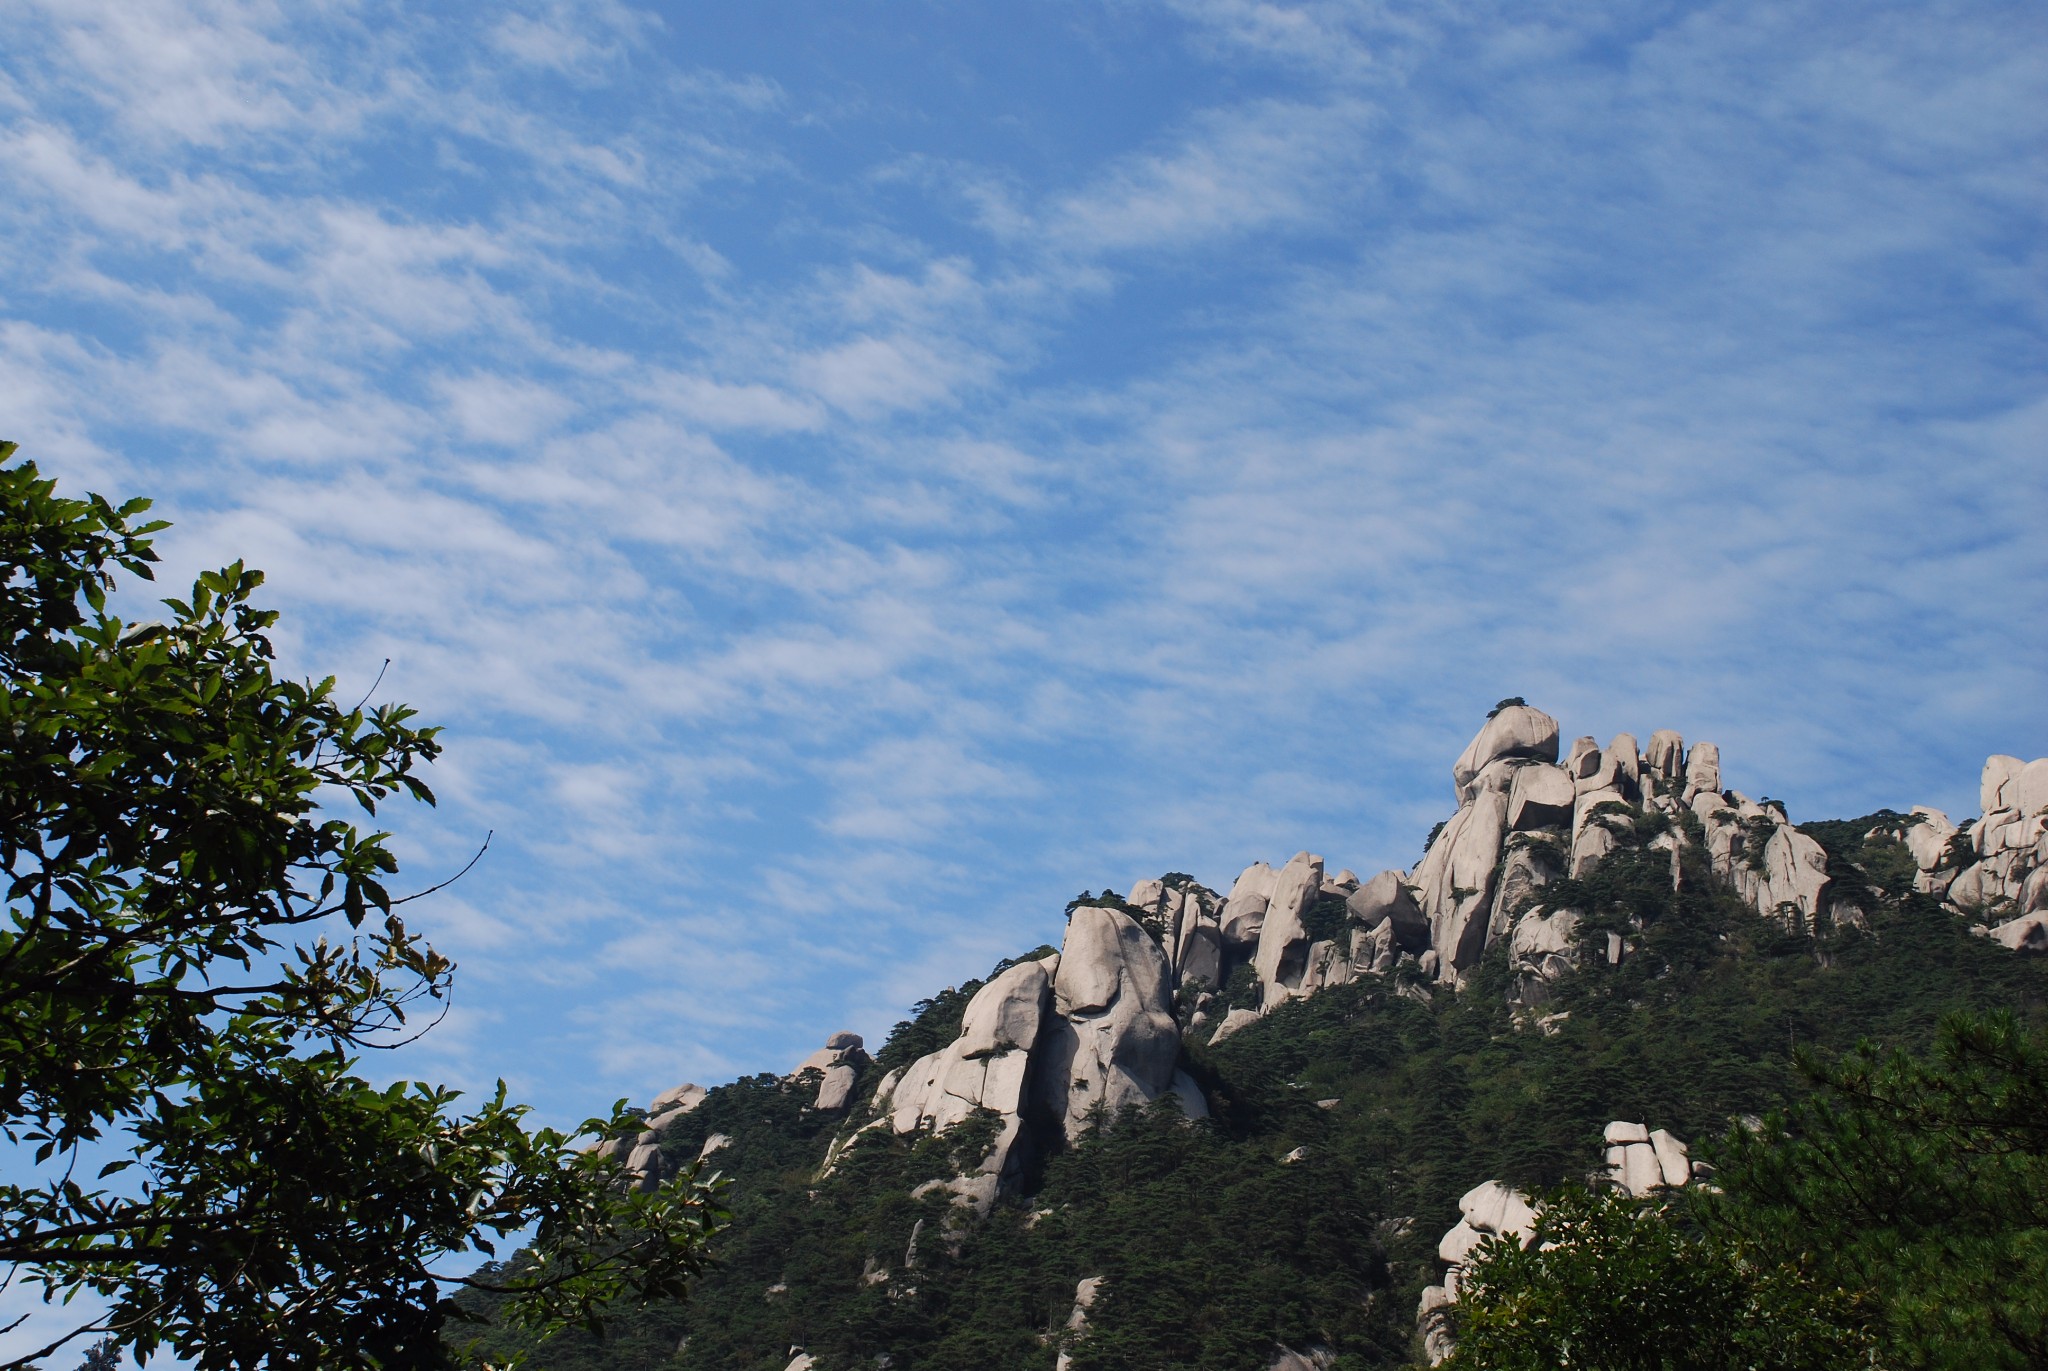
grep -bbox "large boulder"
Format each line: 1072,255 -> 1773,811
1414,790 -> 1510,977
2017,758 -> 2048,818
1346,870 -> 1429,952
1255,852 -> 1325,1009
1743,825 -> 1831,924
1683,741 -> 1721,800
1452,705 -> 1561,805
1507,764 -> 1575,832
1038,906 -> 1184,1140
1983,755 -> 2025,815
1644,729 -> 1686,781
1220,862 -> 1279,946
955,960 -> 1054,1058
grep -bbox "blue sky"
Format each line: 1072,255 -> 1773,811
2,0 -> 2044,1127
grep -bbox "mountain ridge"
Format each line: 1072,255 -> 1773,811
471,703 -> 2048,1371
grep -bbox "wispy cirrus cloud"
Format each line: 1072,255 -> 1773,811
0,0 -> 2040,1165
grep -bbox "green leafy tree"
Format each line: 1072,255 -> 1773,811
1444,1186 -> 1869,1371
0,449 -> 726,1370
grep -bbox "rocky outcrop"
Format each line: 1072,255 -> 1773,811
800,710 -> 2043,1231
1851,753 -> 2048,941
1220,862 -> 1279,947
872,956 -> 1054,1210
1692,790 -> 1830,926
1452,704 -> 1561,805
1602,1120 -> 1698,1195
794,1032 -> 869,1111
850,902 -> 1205,1215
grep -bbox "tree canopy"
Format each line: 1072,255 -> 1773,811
0,447 -> 725,1369
1449,1009 -> 2048,1370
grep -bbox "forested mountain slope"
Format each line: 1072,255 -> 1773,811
461,706 -> 2048,1371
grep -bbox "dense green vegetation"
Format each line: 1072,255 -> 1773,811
1452,1008 -> 2048,1369
474,810 -> 2048,1370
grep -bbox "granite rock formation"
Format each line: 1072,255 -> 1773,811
607,704 -> 2045,1221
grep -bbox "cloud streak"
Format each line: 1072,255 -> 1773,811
0,0 -> 2040,1163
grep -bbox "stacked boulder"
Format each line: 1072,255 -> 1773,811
793,1031 -> 869,1110
1418,1123 -> 1701,1364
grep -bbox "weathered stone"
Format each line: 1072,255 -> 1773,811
1905,807 -> 1958,872
1570,791 -> 1629,876
1991,914 -> 2048,952
1490,842 -> 1560,942
1347,870 -> 1429,951
816,1064 -> 858,1111
825,1030 -> 864,1051
1610,1141 -> 1664,1196
1054,1277 -> 1105,1371
1418,1284 -> 1455,1365
1437,1219 -> 1485,1265
1603,1120 -> 1651,1144
1984,755 -> 2025,815
650,1082 -> 707,1116
1414,791 -> 1510,977
955,960 -> 1052,1058
1128,877 -> 1166,913
1460,1180 -> 1536,1240
1645,729 -> 1686,780
1683,741 -> 1721,799
2025,865 -> 2048,916
1055,906 -> 1131,1015
1566,735 -> 1601,779
1507,763 -> 1575,832
1039,906 -> 1181,1140
1600,732 -> 1642,793
1176,921 -> 1224,988
2018,758 -> 2048,818
1741,825 -> 1830,924
1208,1006 -> 1261,1045
1649,1129 -> 1692,1187
1256,852 -> 1325,1009
1220,862 -> 1279,946
1453,705 -> 1561,804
